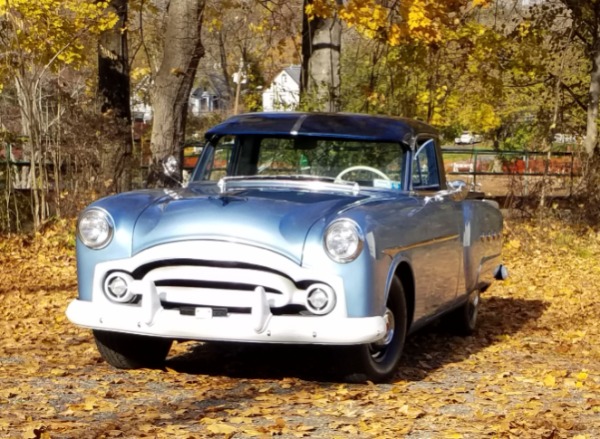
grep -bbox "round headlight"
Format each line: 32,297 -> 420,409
324,219 -> 364,263
78,208 -> 114,249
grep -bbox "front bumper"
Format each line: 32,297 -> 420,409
66,296 -> 386,344
68,240 -> 386,345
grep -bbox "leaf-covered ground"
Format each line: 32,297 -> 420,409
0,218 -> 599,439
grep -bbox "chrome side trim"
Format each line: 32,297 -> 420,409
383,234 -> 460,257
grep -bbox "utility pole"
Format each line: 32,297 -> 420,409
233,58 -> 244,115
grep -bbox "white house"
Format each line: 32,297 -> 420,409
262,65 -> 301,112
130,73 -> 230,121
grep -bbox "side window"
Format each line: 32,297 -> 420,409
201,136 -> 234,181
412,138 -> 440,189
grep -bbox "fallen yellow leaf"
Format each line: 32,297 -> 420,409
543,374 -> 556,387
206,422 -> 237,434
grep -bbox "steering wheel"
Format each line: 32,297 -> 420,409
335,165 -> 390,182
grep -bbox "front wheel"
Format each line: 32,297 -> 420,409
93,330 -> 173,369
344,277 -> 407,383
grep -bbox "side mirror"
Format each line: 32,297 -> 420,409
425,180 -> 469,204
447,179 -> 469,201
162,155 -> 179,177
162,155 -> 184,187
145,155 -> 183,188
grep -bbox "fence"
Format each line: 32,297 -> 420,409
442,148 -> 581,197
0,143 -> 53,190
2,143 -> 583,197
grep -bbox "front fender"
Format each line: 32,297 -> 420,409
77,190 -> 167,301
301,211 -> 391,318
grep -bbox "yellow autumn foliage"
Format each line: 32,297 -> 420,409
309,0 -> 492,46
0,0 -> 117,86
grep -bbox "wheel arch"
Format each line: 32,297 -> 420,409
393,261 -> 415,330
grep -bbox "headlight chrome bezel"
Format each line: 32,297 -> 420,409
104,272 -> 136,303
306,283 -> 336,315
324,219 -> 364,263
77,208 -> 114,250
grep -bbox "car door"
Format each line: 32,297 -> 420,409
408,136 -> 463,320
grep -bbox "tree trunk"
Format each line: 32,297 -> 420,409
15,74 -> 46,230
301,0 -> 342,112
148,0 -> 206,187
584,44 -> 600,156
98,0 -> 132,192
218,31 -> 233,102
583,45 -> 600,223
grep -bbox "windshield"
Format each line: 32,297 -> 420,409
192,135 -> 408,188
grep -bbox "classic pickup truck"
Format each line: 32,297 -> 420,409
67,112 -> 506,382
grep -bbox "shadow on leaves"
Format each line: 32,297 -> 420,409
165,296 -> 547,383
396,296 -> 547,381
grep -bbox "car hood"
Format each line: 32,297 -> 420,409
131,184 -> 371,263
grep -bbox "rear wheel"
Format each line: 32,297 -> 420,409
93,330 -> 173,369
444,289 -> 480,336
345,277 -> 407,383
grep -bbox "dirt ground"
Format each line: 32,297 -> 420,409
0,219 -> 599,439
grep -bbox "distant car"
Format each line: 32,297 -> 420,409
455,131 -> 482,144
67,112 -> 506,382
553,133 -> 577,144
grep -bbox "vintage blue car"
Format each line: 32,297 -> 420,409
66,112 -> 506,382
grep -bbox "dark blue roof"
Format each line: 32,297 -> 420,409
205,112 -> 437,144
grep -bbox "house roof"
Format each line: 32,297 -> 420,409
192,73 -> 230,99
205,112 -> 437,144
283,65 -> 301,85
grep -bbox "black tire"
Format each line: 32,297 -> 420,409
344,277 -> 407,383
444,289 -> 480,336
93,330 -> 173,369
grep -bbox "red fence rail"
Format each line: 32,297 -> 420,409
442,148 -> 581,197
